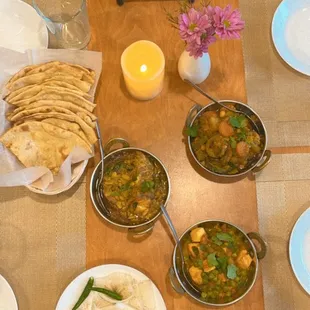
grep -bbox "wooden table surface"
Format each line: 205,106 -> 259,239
86,0 -> 264,309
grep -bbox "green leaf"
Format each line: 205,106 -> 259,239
207,253 -> 219,267
141,181 -> 155,193
229,137 -> 237,149
185,125 -> 198,138
227,264 -> 238,279
237,130 -> 246,141
216,232 -> 233,242
110,191 -> 120,197
211,236 -> 223,246
217,256 -> 228,273
229,115 -> 247,128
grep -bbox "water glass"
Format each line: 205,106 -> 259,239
32,0 -> 91,49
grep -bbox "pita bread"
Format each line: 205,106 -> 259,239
5,85 -> 91,103
0,121 -> 92,175
41,118 -> 92,146
6,72 -> 92,93
40,80 -> 84,92
5,63 -> 40,86
14,112 -> 97,144
9,88 -> 96,112
6,61 -> 95,88
8,100 -> 96,122
8,105 -> 94,128
26,62 -> 95,84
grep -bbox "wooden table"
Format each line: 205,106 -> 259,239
86,0 -> 264,309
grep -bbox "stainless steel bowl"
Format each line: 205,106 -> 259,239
186,101 -> 272,177
90,138 -> 171,235
169,220 -> 267,307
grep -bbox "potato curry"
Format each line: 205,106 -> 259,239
182,222 -> 256,304
103,151 -> 168,225
189,106 -> 264,174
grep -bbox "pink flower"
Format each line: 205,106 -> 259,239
213,5 -> 245,39
179,8 -> 211,45
186,27 -> 216,59
202,5 -> 216,24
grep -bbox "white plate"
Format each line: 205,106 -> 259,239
0,274 -> 18,310
56,264 -> 166,310
26,160 -> 88,195
0,0 -> 48,53
289,208 -> 310,295
272,0 -> 310,75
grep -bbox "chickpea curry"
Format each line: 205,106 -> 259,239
188,106 -> 264,174
103,151 -> 168,225
182,222 -> 256,304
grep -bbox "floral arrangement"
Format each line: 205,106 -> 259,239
166,1 -> 245,58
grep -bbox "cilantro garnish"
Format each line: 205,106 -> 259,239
141,181 -> 155,192
211,236 -> 223,246
207,253 -> 219,267
216,232 -> 233,242
227,264 -> 238,279
229,115 -> 247,128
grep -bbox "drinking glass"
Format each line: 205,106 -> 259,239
32,0 -> 91,49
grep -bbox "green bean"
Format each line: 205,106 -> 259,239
91,287 -> 122,301
72,277 -> 94,310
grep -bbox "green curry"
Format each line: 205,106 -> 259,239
189,106 -> 264,174
103,151 -> 168,225
182,222 -> 256,304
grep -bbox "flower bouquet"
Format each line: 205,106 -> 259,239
167,1 -> 245,83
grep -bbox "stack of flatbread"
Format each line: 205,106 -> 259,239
0,61 -> 98,175
78,272 -> 156,310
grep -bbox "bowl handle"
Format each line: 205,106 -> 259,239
185,103 -> 203,128
104,138 -> 130,154
169,267 -> 185,295
247,232 -> 268,260
252,150 -> 272,173
128,222 -> 154,236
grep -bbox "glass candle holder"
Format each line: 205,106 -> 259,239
121,40 -> 165,101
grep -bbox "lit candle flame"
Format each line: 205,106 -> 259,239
140,64 -> 147,73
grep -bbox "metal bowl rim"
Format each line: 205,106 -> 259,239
187,100 -> 269,177
90,147 -> 171,229
172,219 -> 259,307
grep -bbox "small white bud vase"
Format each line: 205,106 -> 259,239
178,50 -> 211,84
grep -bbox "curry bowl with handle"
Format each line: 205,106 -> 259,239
169,220 -> 267,307
90,138 -> 171,236
186,101 -> 271,177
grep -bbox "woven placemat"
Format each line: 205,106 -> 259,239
240,0 -> 310,147
255,154 -> 310,310
0,179 -> 86,310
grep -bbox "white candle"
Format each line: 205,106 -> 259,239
121,40 -> 165,100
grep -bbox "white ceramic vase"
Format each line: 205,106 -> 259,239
178,50 -> 211,84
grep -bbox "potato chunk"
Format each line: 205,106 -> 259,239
236,250 -> 253,269
187,243 -> 200,258
190,227 -> 206,242
188,266 -> 203,285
